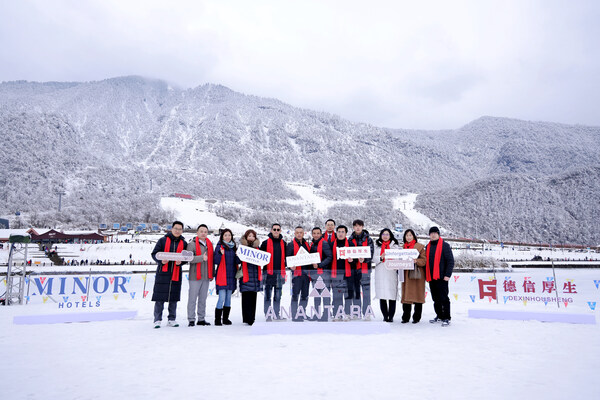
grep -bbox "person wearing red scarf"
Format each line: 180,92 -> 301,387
373,228 -> 400,322
331,225 -> 352,320
259,223 -> 287,320
213,229 -> 241,326
150,221 -> 188,328
239,229 -> 262,326
425,226 -> 454,327
186,224 -> 214,327
400,229 -> 427,324
323,219 -> 336,243
286,226 -> 311,321
308,227 -> 333,321
347,219 -> 375,319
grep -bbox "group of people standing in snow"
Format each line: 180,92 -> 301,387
150,219 -> 454,328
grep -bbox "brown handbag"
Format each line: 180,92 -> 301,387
408,264 -> 422,280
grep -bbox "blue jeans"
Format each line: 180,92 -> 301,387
216,289 -> 232,309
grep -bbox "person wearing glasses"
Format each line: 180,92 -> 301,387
259,223 -> 287,320
150,221 -> 188,328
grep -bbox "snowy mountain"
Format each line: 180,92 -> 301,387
1,76 -> 599,244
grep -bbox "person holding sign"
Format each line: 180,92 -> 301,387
260,223 -> 287,320
186,224 -> 215,327
286,226 -> 312,321
400,229 -> 427,323
426,226 -> 454,327
150,221 -> 188,328
331,225 -> 351,320
373,228 -> 400,322
309,227 -> 333,321
213,229 -> 241,326
239,229 -> 262,325
348,219 -> 375,319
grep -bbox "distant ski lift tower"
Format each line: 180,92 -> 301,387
55,190 -> 66,212
4,235 -> 30,305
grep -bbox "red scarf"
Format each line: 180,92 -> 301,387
162,236 -> 184,282
313,239 -> 325,275
194,237 -> 214,280
331,239 -> 351,278
266,238 -> 286,278
292,239 -> 309,276
380,240 -> 391,257
426,238 -> 444,282
216,244 -> 231,287
242,241 -> 263,283
352,237 -> 370,274
324,231 -> 335,243
404,240 -> 416,249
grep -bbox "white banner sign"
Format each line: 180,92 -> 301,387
384,249 -> 420,260
336,246 -> 372,259
385,259 -> 415,270
236,245 -> 272,267
155,250 -> 194,262
286,247 -> 321,268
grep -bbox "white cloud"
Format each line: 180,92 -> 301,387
0,0 -> 598,129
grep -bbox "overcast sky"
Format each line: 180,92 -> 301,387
1,0 -> 598,129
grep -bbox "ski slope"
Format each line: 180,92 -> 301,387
394,193 -> 445,231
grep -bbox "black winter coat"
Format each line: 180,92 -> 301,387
260,233 -> 287,285
425,239 -> 454,280
238,238 -> 263,292
151,232 -> 188,302
309,237 -> 333,272
286,238 -> 311,276
348,231 -> 375,272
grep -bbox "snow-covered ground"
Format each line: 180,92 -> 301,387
1,268 -> 598,399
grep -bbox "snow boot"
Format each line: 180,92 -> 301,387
223,306 -> 233,325
215,308 -> 223,326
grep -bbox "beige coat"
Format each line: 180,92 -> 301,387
401,242 -> 427,304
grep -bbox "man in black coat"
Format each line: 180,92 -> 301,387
151,221 -> 188,328
348,219 -> 375,319
425,226 -> 454,326
309,227 -> 333,321
286,226 -> 312,321
260,223 -> 287,320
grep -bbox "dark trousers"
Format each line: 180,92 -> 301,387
291,274 -> 310,320
241,291 -> 258,324
380,299 -> 397,321
154,301 -> 177,322
429,279 -> 451,320
345,271 -> 362,315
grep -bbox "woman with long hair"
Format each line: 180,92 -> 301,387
213,228 -> 240,326
373,228 -> 400,322
401,229 -> 427,323
239,229 -> 262,325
